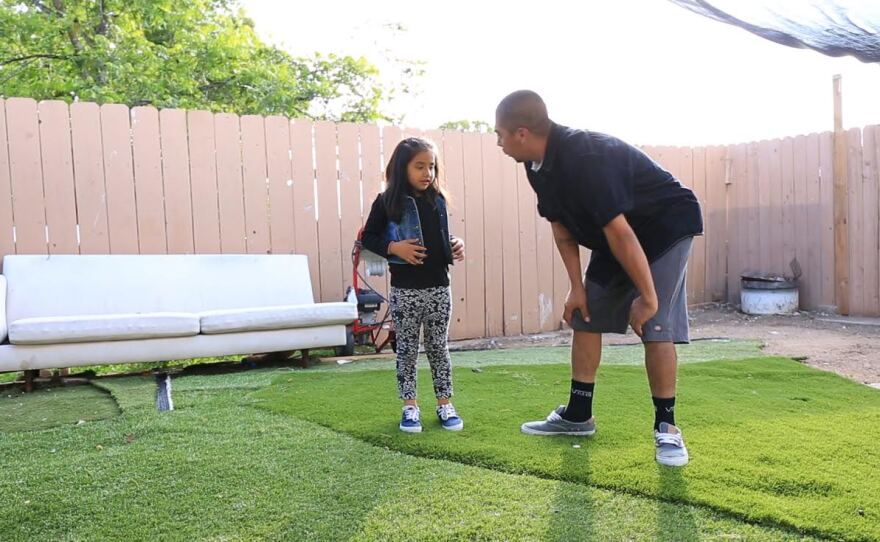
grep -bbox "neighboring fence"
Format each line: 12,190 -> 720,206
0,98 -> 878,341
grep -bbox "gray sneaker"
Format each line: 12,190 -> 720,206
655,422 -> 689,466
521,406 -> 596,436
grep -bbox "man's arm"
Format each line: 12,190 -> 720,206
551,222 -> 588,324
603,214 -> 658,335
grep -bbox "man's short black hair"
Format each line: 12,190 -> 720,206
496,90 -> 551,136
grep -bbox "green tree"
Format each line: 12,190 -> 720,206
439,119 -> 493,132
0,0 -> 396,121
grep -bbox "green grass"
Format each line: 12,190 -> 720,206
0,341 -> 870,540
0,339 -> 761,384
256,357 -> 880,542
0,374 -> 824,542
0,384 -> 119,432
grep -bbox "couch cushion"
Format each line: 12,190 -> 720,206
200,302 -> 357,335
2,254 -> 316,322
8,313 -> 200,345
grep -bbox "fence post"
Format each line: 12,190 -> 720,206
832,75 -> 850,315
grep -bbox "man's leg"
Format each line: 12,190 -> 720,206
645,341 -> 677,428
561,330 -> 602,422
519,328 -> 599,436
639,237 -> 693,466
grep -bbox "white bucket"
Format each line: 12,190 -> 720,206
740,275 -> 799,315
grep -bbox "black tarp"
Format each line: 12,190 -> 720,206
668,1 -> 880,63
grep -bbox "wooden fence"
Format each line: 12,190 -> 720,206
0,98 -> 877,340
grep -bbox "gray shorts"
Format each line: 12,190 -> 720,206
571,237 -> 693,343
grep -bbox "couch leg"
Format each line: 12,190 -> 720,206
23,370 -> 37,393
298,349 -> 310,369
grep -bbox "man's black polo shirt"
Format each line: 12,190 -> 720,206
525,122 -> 703,286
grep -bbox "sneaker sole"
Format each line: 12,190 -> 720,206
441,421 -> 463,431
399,425 -> 422,433
656,454 -> 689,467
521,425 -> 595,436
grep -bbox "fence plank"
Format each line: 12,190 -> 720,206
499,152 -> 523,336
290,119 -> 319,300
214,113 -> 247,253
792,135 -> 813,306
768,139 -> 785,275
315,121 -> 343,303
100,104 -> 139,253
442,130 -> 467,339
875,125 -> 880,315
535,205 -> 557,332
0,100 -> 15,260
265,115 -> 295,255
481,134 -> 504,337
861,125 -> 879,315
704,145 -> 728,302
779,138 -> 796,283
7,98 -> 47,254
727,143 -> 748,302
516,164 -> 539,334
358,123 -> 390,328
131,107 -> 166,254
338,122 -> 362,294
684,146 -> 706,303
818,132 -> 835,308
71,102 -> 109,254
38,100 -> 78,254
802,133 -> 821,309
847,128 -> 864,314
159,108 -> 194,254
241,115 -> 271,255
462,131 -> 486,338
187,110 -> 222,254
755,140 -> 768,273
744,142 -> 761,277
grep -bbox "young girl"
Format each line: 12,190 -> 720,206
361,137 -> 465,433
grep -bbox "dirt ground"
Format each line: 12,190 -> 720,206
449,304 -> 880,387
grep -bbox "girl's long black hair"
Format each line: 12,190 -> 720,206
382,137 -> 450,221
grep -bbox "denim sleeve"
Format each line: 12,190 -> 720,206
361,195 -> 390,257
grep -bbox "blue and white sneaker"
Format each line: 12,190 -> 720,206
400,405 -> 422,433
437,403 -> 463,431
655,422 -> 689,466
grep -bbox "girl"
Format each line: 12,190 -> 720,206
361,137 -> 465,433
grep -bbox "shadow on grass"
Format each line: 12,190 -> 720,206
547,442 -> 596,541
657,465 -> 699,541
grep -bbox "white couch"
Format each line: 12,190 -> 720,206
0,254 -> 357,373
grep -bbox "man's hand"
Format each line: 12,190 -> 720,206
563,283 -> 589,326
629,295 -> 658,337
450,236 -> 465,261
388,239 -> 427,265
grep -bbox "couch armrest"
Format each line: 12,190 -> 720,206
0,275 -> 6,343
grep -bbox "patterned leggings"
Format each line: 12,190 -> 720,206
390,286 -> 453,400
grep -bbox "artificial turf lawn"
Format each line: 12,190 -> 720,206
256,357 -> 880,541
0,372 -> 826,542
0,384 -> 119,432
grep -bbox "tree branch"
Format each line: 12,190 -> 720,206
29,0 -> 59,15
95,0 -> 110,36
0,53 -> 70,66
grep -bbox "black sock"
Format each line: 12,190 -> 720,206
652,396 -> 676,430
561,380 -> 594,422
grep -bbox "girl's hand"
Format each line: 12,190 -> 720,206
450,237 -> 465,261
389,239 -> 427,265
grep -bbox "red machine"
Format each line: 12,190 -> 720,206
338,228 -> 396,356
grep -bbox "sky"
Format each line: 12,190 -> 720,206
240,0 -> 880,146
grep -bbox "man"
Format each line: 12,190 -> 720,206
495,90 -> 703,467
